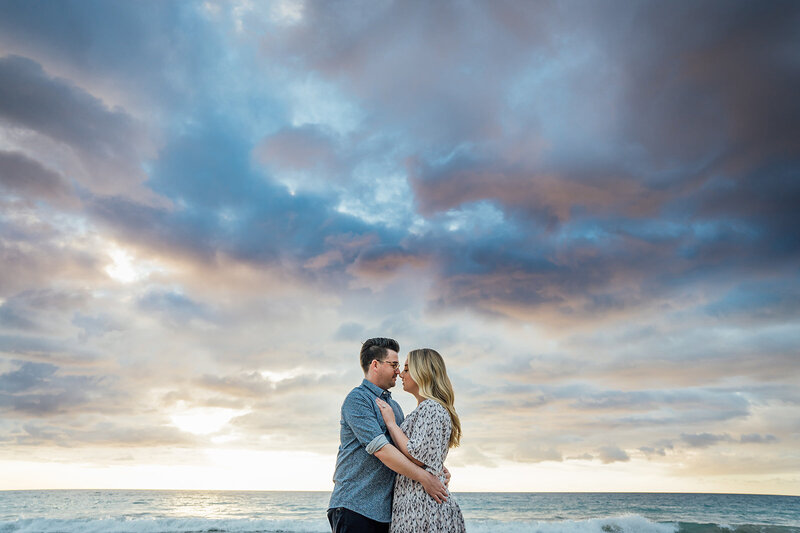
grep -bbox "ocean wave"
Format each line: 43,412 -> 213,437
1,516 -> 797,533
0,517 -> 328,533
466,516 -> 799,533
466,515 -> 677,533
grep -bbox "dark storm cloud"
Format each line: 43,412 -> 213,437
84,112 -> 396,278
262,1 -> 558,146
255,0 -> 800,320
1,0 -> 797,322
87,181 -> 375,275
0,150 -> 73,204
0,1 -> 192,108
0,55 -> 150,194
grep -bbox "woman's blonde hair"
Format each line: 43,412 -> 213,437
407,348 -> 461,448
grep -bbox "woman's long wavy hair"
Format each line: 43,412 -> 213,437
407,348 -> 461,448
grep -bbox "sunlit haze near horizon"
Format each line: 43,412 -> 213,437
0,0 -> 799,495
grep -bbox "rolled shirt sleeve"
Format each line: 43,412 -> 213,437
342,391 -> 389,455
366,434 -> 389,454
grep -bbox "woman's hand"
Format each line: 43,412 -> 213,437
375,398 -> 397,426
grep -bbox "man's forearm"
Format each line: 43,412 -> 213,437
384,423 -> 424,467
374,444 -> 448,503
374,443 -> 427,480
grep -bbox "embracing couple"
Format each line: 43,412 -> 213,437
328,337 -> 466,533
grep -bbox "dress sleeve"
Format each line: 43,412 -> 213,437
405,400 -> 450,468
342,391 -> 389,454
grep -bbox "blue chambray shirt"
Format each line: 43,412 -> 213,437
328,379 -> 405,523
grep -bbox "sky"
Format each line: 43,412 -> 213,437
0,0 -> 799,495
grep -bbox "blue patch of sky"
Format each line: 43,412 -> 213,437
287,74 -> 365,137
147,112 -> 272,210
704,281 -> 800,319
615,218 -> 687,242
177,65 -> 284,142
691,218 -> 761,242
550,219 -> 618,247
424,200 -> 508,237
335,163 -> 415,230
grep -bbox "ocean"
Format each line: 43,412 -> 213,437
0,490 -> 798,533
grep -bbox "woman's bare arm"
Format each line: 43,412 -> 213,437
375,398 -> 425,467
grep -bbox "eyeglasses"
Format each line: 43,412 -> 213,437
377,360 -> 400,370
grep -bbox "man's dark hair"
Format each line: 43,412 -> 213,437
360,337 -> 400,373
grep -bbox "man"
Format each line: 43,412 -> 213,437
328,337 -> 449,533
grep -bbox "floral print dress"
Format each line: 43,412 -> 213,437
390,399 -> 466,533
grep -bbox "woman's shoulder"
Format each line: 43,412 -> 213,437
419,398 -> 448,417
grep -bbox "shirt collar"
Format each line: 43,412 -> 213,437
361,378 -> 392,400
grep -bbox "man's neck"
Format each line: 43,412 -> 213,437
365,375 -> 386,391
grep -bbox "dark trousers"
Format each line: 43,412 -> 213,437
327,507 -> 390,533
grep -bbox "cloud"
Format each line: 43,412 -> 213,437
72,312 -> 124,341
680,433 -> 734,449
598,446 -> 630,464
638,447 -> 667,457
13,419 -> 194,448
0,0 -> 798,492
0,150 -> 74,205
255,0 -> 800,325
740,433 -> 778,444
0,362 -> 57,394
0,358 -> 129,418
137,290 -> 214,326
0,55 -> 154,198
567,453 -> 595,461
333,322 -> 367,342
512,443 -> 563,464
0,208 -> 102,296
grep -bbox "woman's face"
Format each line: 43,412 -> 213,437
400,358 -> 419,395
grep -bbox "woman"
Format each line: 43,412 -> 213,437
375,348 -> 466,533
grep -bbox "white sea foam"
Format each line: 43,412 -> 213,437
0,517 -> 329,533
0,515 -> 679,533
465,515 -> 678,533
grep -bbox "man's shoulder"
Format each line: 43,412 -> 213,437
343,383 -> 373,406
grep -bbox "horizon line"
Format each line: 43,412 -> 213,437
1,489 -> 798,497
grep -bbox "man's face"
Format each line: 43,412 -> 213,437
376,349 -> 400,389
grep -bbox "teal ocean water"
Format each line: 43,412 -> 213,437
1,491 -> 798,532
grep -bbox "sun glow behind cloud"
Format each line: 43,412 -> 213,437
170,407 -> 249,436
